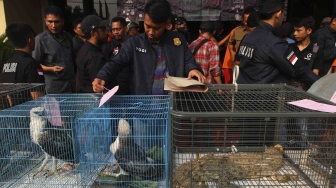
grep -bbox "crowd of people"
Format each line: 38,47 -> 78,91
2,0 -> 336,95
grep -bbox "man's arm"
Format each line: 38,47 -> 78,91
209,44 -> 222,84
270,40 -> 319,88
312,46 -> 324,75
25,60 -> 44,83
217,34 -> 230,47
33,36 -> 64,73
93,39 -> 134,92
315,30 -> 336,62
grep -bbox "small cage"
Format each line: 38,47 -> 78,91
77,95 -> 170,188
170,84 -> 336,188
0,83 -> 45,110
0,94 -> 100,188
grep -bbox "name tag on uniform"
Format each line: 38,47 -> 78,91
238,44 -> 256,59
136,47 -> 147,53
2,63 -> 17,73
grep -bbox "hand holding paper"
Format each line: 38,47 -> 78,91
164,73 -> 208,92
99,86 -> 119,107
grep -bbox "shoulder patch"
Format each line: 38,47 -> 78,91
173,38 -> 181,46
37,69 -> 43,76
286,51 -> 298,65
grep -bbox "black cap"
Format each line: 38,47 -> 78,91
176,17 -> 187,25
200,21 -> 215,33
81,15 -> 110,34
127,22 -> 139,29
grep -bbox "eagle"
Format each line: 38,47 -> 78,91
106,119 -> 164,181
29,107 -> 76,177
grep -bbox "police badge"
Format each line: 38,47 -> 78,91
173,38 -> 181,46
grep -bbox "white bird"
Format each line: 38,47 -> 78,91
106,119 -> 164,180
30,107 -> 75,178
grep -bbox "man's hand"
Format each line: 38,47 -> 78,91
92,78 -> 106,93
230,52 -> 236,62
52,66 -> 64,73
187,69 -> 205,83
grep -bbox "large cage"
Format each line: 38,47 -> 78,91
0,94 -> 170,188
170,84 -> 336,188
77,95 -> 170,188
0,83 -> 45,110
0,94 -> 99,188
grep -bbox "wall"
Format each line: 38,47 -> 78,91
3,0 -> 48,34
0,0 -> 6,34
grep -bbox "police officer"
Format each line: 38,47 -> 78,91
314,12 -> 336,77
92,0 -> 204,94
102,16 -> 130,94
236,0 -> 318,90
76,15 -> 112,93
3,23 -> 44,83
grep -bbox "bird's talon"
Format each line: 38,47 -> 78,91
32,169 -> 48,178
44,170 -> 59,178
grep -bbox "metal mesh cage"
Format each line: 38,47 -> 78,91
0,94 -> 99,188
0,83 -> 45,110
77,96 -> 170,188
170,84 -> 336,188
0,94 -> 170,188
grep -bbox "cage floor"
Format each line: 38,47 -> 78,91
172,150 -> 331,188
1,153 -> 108,188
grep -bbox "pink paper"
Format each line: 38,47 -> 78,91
331,91 -> 336,104
43,97 -> 62,126
99,86 -> 119,107
288,99 -> 336,113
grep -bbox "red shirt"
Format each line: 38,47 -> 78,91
189,35 -> 221,84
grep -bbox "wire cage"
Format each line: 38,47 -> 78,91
0,94 -> 100,188
77,95 -> 170,188
170,84 -> 336,188
0,83 -> 45,110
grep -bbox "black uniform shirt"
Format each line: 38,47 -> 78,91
76,41 -> 112,93
289,41 -> 323,71
102,39 -> 130,95
2,50 -> 44,83
313,25 -> 336,76
236,22 -> 318,88
73,35 -> 85,57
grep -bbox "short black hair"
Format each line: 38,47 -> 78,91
6,23 -> 35,48
259,0 -> 285,20
293,16 -> 315,30
332,12 -> 336,21
44,5 -> 63,18
72,18 -> 82,29
199,21 -> 215,34
274,22 -> 293,38
111,16 -> 127,27
144,0 -> 171,24
214,20 -> 224,35
247,11 -> 260,28
243,6 -> 255,15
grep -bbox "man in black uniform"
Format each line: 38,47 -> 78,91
76,15 -> 111,93
92,0 -> 204,94
314,12 -> 336,77
102,17 -> 130,94
290,17 -> 323,76
3,23 -> 44,83
72,18 -> 85,57
236,0 -> 318,90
